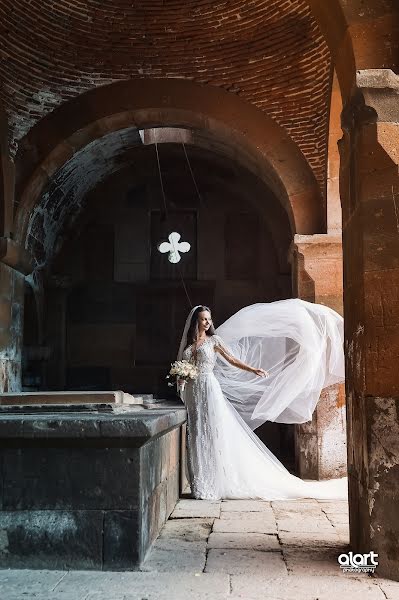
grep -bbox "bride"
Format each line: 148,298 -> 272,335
177,301 -> 348,501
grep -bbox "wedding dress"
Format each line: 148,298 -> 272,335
179,299 -> 348,501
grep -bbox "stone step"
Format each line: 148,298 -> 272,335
0,391 -> 143,406
0,402 -> 146,414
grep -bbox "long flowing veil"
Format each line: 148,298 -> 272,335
212,299 -> 345,430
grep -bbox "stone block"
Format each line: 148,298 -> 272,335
165,467 -> 179,518
140,440 -> 163,500
0,510 -> 103,569
2,447 -> 140,510
103,510 -> 141,570
0,406 -> 185,570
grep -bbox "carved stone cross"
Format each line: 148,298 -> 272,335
157,231 -> 191,264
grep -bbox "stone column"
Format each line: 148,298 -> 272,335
0,238 -> 34,392
340,69 -> 399,580
290,234 -> 346,479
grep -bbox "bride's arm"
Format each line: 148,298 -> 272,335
214,337 -> 267,377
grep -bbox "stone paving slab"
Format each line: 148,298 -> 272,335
2,497 -> 398,600
229,574 -> 386,600
157,517 -> 213,541
205,548 -> 287,576
213,517 -> 277,534
277,516 -> 335,532
45,571 -> 230,599
220,500 -> 272,512
326,516 -> 350,526
208,532 -> 280,551
271,499 -> 320,509
278,530 -> 346,547
219,510 -> 274,521
316,500 -> 350,510
0,569 -> 68,595
3,595 -> 81,600
282,547 -> 370,578
332,524 -> 350,535
170,499 -> 221,518
139,539 -> 207,572
272,507 -> 330,519
377,579 -> 399,600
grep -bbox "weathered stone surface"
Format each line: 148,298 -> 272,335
0,407 -> 186,441
59,571 -> 230,599
205,548 -> 287,576
220,509 -> 275,521
282,547 -> 358,577
213,516 -> 277,534
277,516 -> 335,533
230,574 -> 386,600
2,447 -> 140,510
170,499 -> 221,519
0,406 -> 185,570
278,530 -> 344,547
220,500 -> 272,513
340,71 -> 399,581
208,532 -> 280,551
103,511 -> 141,570
158,517 -> 213,542
0,510 -> 103,569
290,234 -> 346,482
2,496 -> 395,597
139,539 -> 207,573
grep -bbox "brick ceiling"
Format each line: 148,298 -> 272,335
0,0 -> 331,194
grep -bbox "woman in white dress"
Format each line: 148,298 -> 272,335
177,302 -> 348,501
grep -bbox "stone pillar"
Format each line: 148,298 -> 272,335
0,238 -> 34,392
290,234 -> 346,479
340,69 -> 399,580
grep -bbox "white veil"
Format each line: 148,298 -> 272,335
177,299 -> 345,430
177,305 -> 202,362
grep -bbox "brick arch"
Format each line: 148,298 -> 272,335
306,0 -> 399,101
14,78 -> 324,245
0,107 -> 12,238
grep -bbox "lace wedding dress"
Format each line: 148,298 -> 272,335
181,332 -> 348,501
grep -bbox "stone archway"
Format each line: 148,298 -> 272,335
13,78 -> 324,248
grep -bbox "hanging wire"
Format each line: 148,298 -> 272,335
182,142 -> 208,210
155,141 -> 169,220
155,141 -> 193,309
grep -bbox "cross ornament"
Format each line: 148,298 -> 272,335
157,231 -> 191,264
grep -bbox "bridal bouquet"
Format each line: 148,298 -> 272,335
166,359 -> 199,392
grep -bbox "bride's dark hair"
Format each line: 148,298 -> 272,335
186,305 -> 216,348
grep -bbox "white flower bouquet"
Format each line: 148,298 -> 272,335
166,359 -> 199,393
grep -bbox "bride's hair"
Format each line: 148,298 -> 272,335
186,305 -> 216,347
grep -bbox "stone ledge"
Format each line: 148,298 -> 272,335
0,405 -> 186,446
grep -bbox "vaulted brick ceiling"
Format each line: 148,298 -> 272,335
0,0 -> 331,194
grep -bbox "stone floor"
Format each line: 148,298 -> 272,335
1,496 -> 399,600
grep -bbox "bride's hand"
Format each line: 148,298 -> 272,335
253,368 -> 269,378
